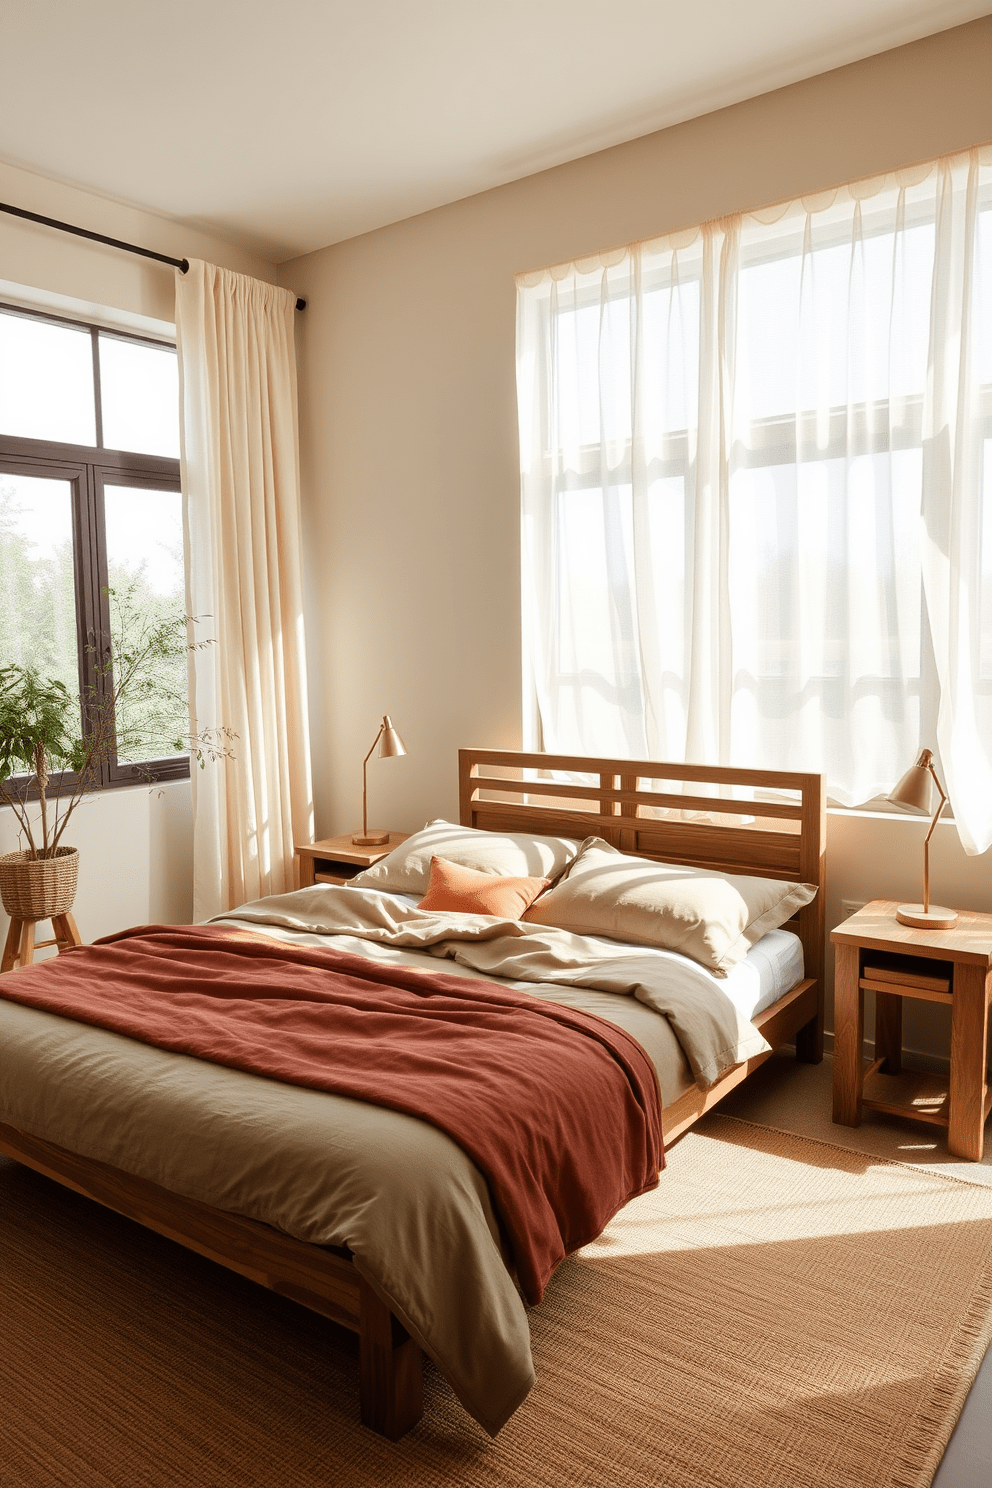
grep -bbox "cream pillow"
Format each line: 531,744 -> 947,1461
523,837 -> 817,976
351,820 -> 579,896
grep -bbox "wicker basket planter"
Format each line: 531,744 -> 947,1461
0,846 -> 79,920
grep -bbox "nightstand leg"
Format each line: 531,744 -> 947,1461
948,965 -> 990,1162
874,991 -> 903,1075
832,943 -> 864,1126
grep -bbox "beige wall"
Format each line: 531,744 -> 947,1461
281,17 -> 992,1065
0,165 -> 278,952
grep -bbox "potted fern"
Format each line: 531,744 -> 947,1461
0,587 -> 233,927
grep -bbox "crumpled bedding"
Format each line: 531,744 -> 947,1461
215,882 -> 771,1087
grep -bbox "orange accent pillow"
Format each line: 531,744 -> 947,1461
417,856 -> 549,919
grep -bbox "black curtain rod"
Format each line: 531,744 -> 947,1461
0,200 -> 306,311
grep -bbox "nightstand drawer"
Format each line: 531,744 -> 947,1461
313,862 -> 365,886
860,954 -> 952,1004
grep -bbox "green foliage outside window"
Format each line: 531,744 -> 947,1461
0,482 -> 77,700
0,483 -> 235,859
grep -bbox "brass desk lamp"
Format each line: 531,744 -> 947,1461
353,715 -> 406,847
887,748 -> 957,929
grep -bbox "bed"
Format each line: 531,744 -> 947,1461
0,748 -> 825,1440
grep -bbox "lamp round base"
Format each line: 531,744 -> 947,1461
352,830 -> 391,847
895,904 -> 958,930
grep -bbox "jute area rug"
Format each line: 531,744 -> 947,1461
3,1116 -> 991,1488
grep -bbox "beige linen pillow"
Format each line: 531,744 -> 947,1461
522,837 -> 817,976
351,820 -> 579,896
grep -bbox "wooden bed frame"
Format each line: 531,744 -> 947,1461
0,748 -> 825,1441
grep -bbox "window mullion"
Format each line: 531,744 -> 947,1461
93,466 -> 114,789
70,467 -> 94,714
91,327 -> 104,449
75,462 -> 112,787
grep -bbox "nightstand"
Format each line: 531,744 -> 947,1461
831,900 -> 992,1160
295,832 -> 409,887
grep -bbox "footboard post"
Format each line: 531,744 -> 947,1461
357,1276 -> 423,1440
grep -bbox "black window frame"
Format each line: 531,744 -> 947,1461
0,301 -> 188,791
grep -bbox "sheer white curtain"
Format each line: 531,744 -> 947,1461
517,147 -> 992,853
176,260 -> 313,919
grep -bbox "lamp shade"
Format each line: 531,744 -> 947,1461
378,716 -> 406,759
887,749 -> 934,813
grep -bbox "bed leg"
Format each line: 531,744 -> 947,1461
358,1277 -> 423,1440
794,1011 -> 824,1064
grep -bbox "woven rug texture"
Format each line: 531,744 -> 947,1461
2,1115 -> 991,1488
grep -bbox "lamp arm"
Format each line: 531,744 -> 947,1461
361,724 -> 384,840
362,728 -> 383,772
921,763 -> 948,914
922,763 -> 947,850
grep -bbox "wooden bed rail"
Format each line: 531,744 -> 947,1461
0,1122 -> 423,1441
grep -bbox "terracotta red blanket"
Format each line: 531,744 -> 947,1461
2,924 -> 664,1303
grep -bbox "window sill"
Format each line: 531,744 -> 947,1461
827,803 -> 956,826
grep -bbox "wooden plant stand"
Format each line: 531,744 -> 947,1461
1,911 -> 81,972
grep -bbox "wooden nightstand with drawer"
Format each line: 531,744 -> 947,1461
295,832 -> 409,888
831,900 -> 992,1160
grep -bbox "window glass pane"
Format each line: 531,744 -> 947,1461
736,220 -> 934,424
554,484 -> 639,754
0,471 -> 79,695
729,451 -> 923,681
555,300 -> 632,458
641,277 -> 700,439
103,485 -> 186,762
646,475 -> 688,750
0,310 -> 96,446
99,335 -> 179,458
727,450 -> 924,785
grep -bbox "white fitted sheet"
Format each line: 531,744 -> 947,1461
382,891 -> 804,1028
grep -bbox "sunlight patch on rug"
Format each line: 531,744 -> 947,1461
576,1124 -> 992,1259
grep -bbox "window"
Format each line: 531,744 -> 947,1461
0,302 -> 187,787
516,147 -> 992,853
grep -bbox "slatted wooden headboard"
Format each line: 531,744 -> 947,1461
458,748 -> 826,989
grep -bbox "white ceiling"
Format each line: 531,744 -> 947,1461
1,1 -> 987,264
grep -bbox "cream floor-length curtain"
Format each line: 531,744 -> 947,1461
517,146 -> 992,854
176,260 -> 313,920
